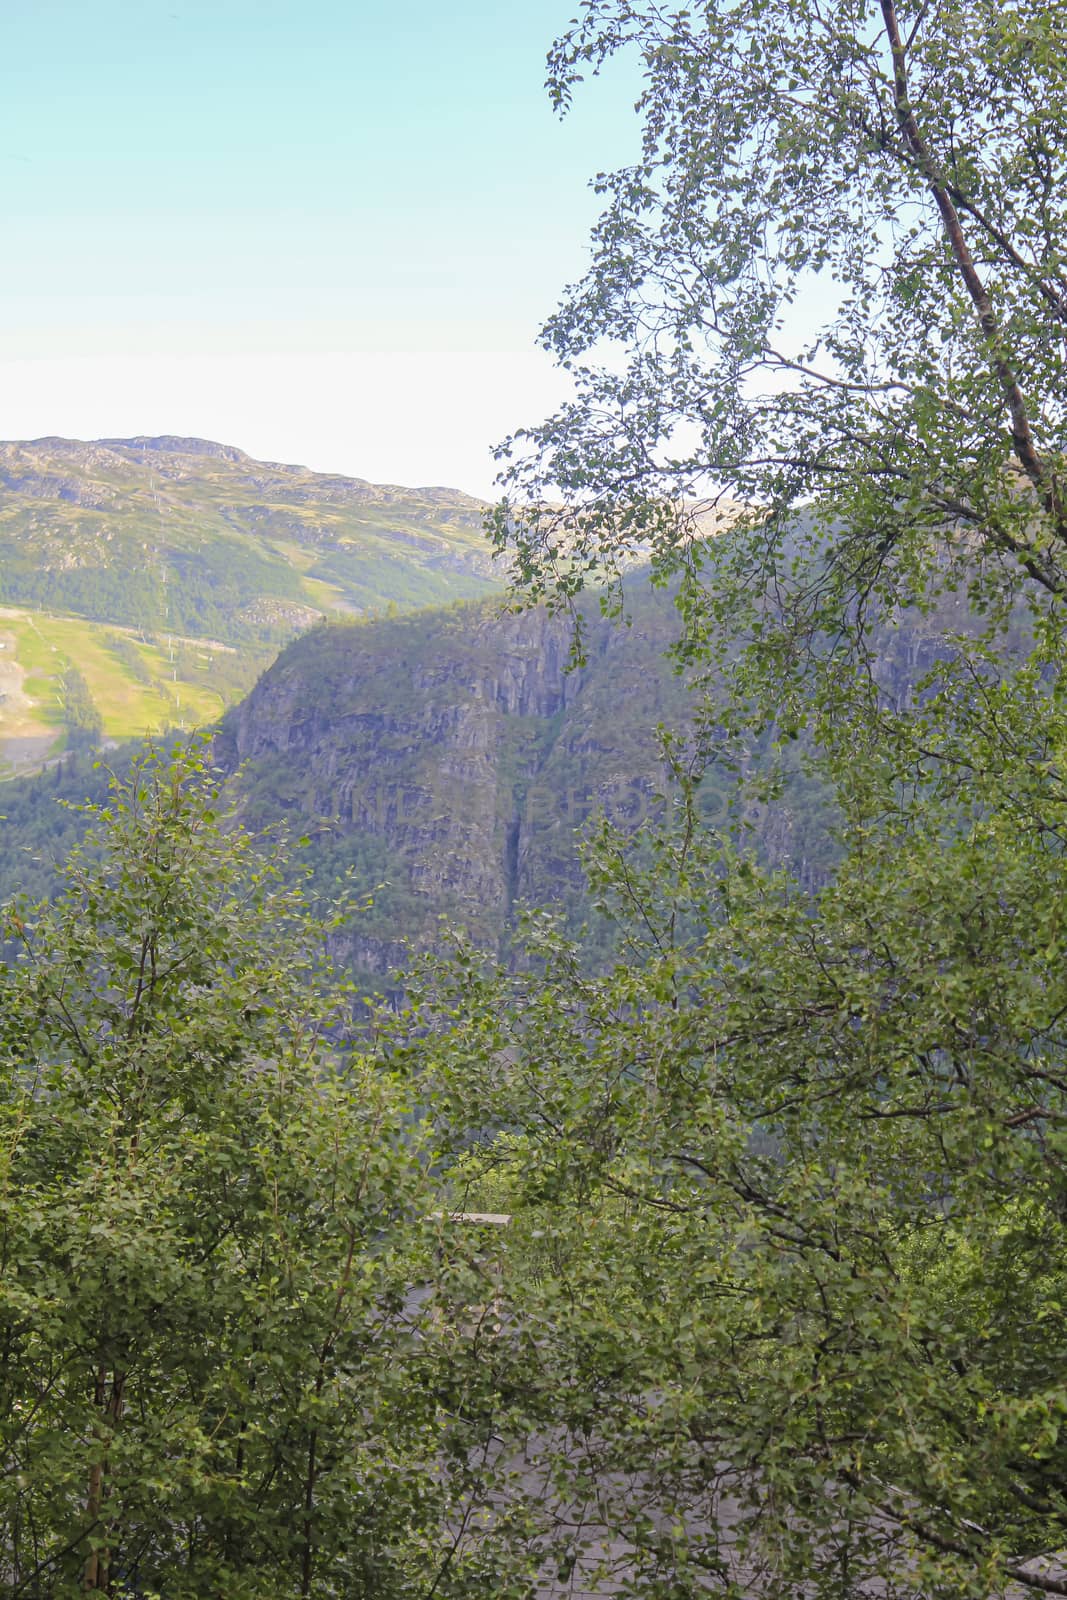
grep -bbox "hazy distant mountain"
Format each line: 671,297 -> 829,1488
0,434 -> 499,635
0,435 -> 502,772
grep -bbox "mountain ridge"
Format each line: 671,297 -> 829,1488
0,435 -> 503,771
94,436 -> 489,501
1,571 -> 986,986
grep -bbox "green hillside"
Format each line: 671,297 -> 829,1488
0,435 -> 501,771
0,571 -> 1001,984
0,577 -> 855,979
0,609 -> 265,776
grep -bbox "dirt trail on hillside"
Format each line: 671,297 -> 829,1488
0,630 -> 58,771
0,633 -> 35,717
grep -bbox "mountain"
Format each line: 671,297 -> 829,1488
213,584 -> 701,985
0,567 -> 987,985
200,570 -> 1004,985
0,581 -> 741,973
0,435 -> 501,773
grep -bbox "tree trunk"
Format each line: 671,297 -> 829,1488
82,1367 -> 125,1592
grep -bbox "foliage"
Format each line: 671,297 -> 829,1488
390,1 -> 1067,1595
59,665 -> 102,753
406,643 -> 1067,1595
0,742 -> 530,1598
0,748 -> 134,908
493,0 -> 1067,671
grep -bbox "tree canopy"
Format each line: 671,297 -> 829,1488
496,0 -> 1067,644
401,4 -> 1067,1597
5,4 -> 1067,1596
0,746 -> 551,1599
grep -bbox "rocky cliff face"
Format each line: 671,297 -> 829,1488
0,561 -> 1005,980
215,586 -> 698,980
214,568 -> 1008,984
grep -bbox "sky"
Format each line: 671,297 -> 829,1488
0,0 -> 644,497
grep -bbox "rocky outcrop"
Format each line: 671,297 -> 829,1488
215,587 -> 696,979
214,568 -> 1006,984
0,558 -> 1005,982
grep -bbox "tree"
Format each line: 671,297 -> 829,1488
0,743 -> 534,1599
394,4 -> 1067,1596
61,666 -> 103,755
410,664 -> 1067,1595
495,0 -> 1067,656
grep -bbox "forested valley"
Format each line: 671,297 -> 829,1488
3,1 -> 1067,1596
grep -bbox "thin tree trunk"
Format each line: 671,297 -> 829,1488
82,1368 -> 125,1592
877,0 -> 1066,543
301,1427 -> 318,1599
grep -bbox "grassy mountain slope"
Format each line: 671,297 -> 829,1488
1,586 -> 706,976
0,435 -> 501,771
0,609 -> 261,775
0,575 -> 981,985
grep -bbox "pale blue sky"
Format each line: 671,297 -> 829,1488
1,1 -> 642,492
